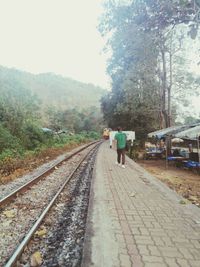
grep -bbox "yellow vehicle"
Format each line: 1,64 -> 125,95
103,128 -> 110,140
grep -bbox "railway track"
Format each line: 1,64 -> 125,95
0,141 -> 101,266
0,141 -> 98,207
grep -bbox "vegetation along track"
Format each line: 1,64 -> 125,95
0,141 -> 101,266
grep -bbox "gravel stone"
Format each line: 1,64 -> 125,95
0,144 -> 98,266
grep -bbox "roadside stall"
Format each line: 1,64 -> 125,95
147,123 -> 200,169
175,125 -> 200,170
147,125 -> 190,160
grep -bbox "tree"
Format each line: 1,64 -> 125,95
134,0 -> 200,127
99,0 -> 200,140
0,83 -> 40,137
45,106 -> 103,133
99,1 -> 162,136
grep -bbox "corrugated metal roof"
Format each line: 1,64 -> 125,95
148,123 -> 200,139
175,125 -> 200,139
148,125 -> 189,139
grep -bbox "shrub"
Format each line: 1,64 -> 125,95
21,123 -> 46,150
0,149 -> 17,161
86,131 -> 100,140
0,124 -> 21,153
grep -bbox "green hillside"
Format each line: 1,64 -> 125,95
0,65 -> 106,167
0,66 -> 106,110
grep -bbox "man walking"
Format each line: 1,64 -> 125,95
115,127 -> 127,168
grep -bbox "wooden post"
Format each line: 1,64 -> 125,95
197,134 -> 200,164
165,136 -> 168,169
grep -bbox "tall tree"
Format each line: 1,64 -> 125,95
100,0 -> 200,139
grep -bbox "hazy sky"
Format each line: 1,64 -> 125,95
0,0 -> 199,115
0,0 -> 110,88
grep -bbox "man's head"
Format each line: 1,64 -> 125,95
117,126 -> 122,132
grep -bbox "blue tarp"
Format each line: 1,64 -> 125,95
167,157 -> 200,168
184,161 -> 200,168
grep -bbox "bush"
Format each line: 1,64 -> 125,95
0,149 -> 17,161
21,123 -> 46,150
87,131 -> 100,140
128,140 -> 141,160
80,131 -> 100,140
0,124 -> 21,153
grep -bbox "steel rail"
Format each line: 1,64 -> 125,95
4,142 -> 100,267
0,140 -> 99,208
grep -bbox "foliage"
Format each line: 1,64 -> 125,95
99,0 -> 200,141
0,67 -> 103,171
45,106 -> 104,134
0,82 -> 40,136
0,132 -> 100,181
0,66 -> 106,112
0,131 -> 100,177
21,123 -> 46,150
0,124 -> 21,153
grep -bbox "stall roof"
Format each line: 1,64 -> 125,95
148,123 -> 200,139
175,125 -> 200,139
148,125 -> 188,139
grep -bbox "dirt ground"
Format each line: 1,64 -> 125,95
138,159 -> 200,207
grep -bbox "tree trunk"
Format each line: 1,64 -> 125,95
168,52 -> 172,127
161,49 -> 169,128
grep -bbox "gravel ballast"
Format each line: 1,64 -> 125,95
0,144 -> 97,266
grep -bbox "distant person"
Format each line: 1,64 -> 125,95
115,127 -> 127,168
188,143 -> 193,153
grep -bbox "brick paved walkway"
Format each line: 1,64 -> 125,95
82,142 -> 200,267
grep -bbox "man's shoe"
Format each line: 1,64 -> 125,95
121,165 -> 125,168
115,162 -> 120,166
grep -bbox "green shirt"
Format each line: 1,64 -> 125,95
115,132 -> 126,149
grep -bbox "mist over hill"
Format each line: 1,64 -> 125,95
0,66 -> 106,110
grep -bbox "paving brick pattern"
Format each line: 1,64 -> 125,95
82,142 -> 200,267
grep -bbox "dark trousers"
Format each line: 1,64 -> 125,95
117,148 -> 125,164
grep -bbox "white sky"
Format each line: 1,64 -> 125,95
0,0 -> 199,116
0,0 -> 110,88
